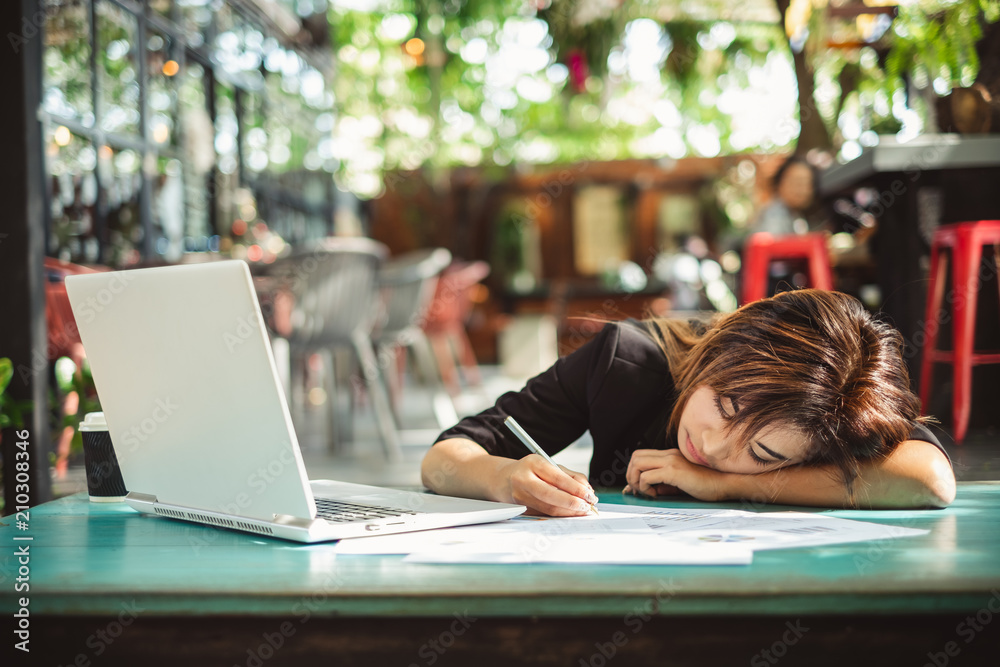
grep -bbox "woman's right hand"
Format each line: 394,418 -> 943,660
495,455 -> 598,517
421,438 -> 598,517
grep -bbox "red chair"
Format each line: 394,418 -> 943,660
43,258 -> 108,477
741,233 -> 833,304
919,220 -> 1000,443
44,258 -> 105,361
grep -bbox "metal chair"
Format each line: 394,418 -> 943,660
741,232 -> 833,304
919,220 -> 1000,443
266,237 -> 401,460
373,248 -> 457,430
422,260 -> 491,395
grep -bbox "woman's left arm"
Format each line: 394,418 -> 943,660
628,440 -> 957,509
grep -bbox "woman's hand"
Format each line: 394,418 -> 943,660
624,449 -> 731,502
422,438 -> 598,516
495,455 -> 599,517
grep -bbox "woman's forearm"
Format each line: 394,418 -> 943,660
723,440 -> 957,509
420,438 -> 517,503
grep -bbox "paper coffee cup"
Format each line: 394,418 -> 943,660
79,412 -> 127,502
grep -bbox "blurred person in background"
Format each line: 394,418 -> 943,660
751,156 -> 819,236
747,156 -> 823,295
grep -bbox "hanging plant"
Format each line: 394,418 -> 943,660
663,20 -> 702,90
885,0 -> 999,95
539,0 -> 627,87
492,204 -> 528,291
566,48 -> 590,93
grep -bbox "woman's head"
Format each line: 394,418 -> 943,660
773,156 -> 817,212
651,290 -> 923,490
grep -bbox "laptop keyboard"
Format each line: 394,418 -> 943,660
314,498 -> 419,523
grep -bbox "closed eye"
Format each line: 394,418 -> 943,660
747,445 -> 771,467
748,441 -> 790,467
713,394 -> 739,419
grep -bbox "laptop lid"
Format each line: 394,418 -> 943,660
66,261 -> 316,522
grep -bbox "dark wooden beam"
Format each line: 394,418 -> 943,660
0,0 -> 53,511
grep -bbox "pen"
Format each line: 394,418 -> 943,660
503,415 -> 599,515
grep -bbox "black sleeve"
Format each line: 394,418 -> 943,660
907,422 -> 952,466
433,322 -> 624,460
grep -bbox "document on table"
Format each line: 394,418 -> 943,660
334,510 -> 753,565
604,504 -> 929,551
331,503 -> 926,565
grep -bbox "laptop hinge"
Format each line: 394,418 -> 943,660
273,514 -> 318,530
126,492 -> 158,503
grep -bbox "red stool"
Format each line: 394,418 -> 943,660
741,233 -> 833,304
919,220 -> 1000,443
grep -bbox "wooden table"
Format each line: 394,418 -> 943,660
3,484 -> 1000,666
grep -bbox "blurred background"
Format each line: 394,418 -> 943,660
2,0 -> 999,509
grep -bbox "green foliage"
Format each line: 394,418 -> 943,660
886,0 -> 999,93
55,356 -> 101,454
0,354 -> 101,465
0,358 -> 32,430
0,358 -> 16,429
326,0 -> 997,193
491,204 -> 528,289
663,21 -> 702,89
539,0 -> 631,78
328,0 -> 792,195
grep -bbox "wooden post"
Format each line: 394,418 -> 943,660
0,0 -> 53,510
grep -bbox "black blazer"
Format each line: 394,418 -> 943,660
434,320 -> 946,488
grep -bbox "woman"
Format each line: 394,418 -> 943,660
752,156 -> 818,236
421,290 -> 956,516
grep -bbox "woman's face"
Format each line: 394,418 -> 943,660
677,386 -> 810,474
776,162 -> 815,212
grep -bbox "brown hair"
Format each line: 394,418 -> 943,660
645,289 -> 925,496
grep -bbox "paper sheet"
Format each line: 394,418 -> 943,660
335,510 -> 752,565
402,532 -> 751,565
603,504 -> 929,551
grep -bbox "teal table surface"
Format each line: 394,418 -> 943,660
2,483 -> 999,618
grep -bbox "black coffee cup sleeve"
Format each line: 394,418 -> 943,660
82,431 -> 128,498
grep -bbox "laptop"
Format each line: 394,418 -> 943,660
65,260 -> 524,543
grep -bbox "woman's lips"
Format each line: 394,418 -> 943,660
686,434 -> 710,466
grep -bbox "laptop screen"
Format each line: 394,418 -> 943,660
66,261 -> 316,521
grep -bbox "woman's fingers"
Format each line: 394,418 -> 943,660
635,465 -> 679,497
510,480 -> 589,516
627,450 -> 710,500
508,456 -> 595,516
531,458 -> 595,502
626,450 -> 675,488
559,466 -> 599,504
636,463 -> 725,502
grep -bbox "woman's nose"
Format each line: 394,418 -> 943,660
700,429 -> 728,463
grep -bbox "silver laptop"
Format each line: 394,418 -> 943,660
65,260 -> 524,543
